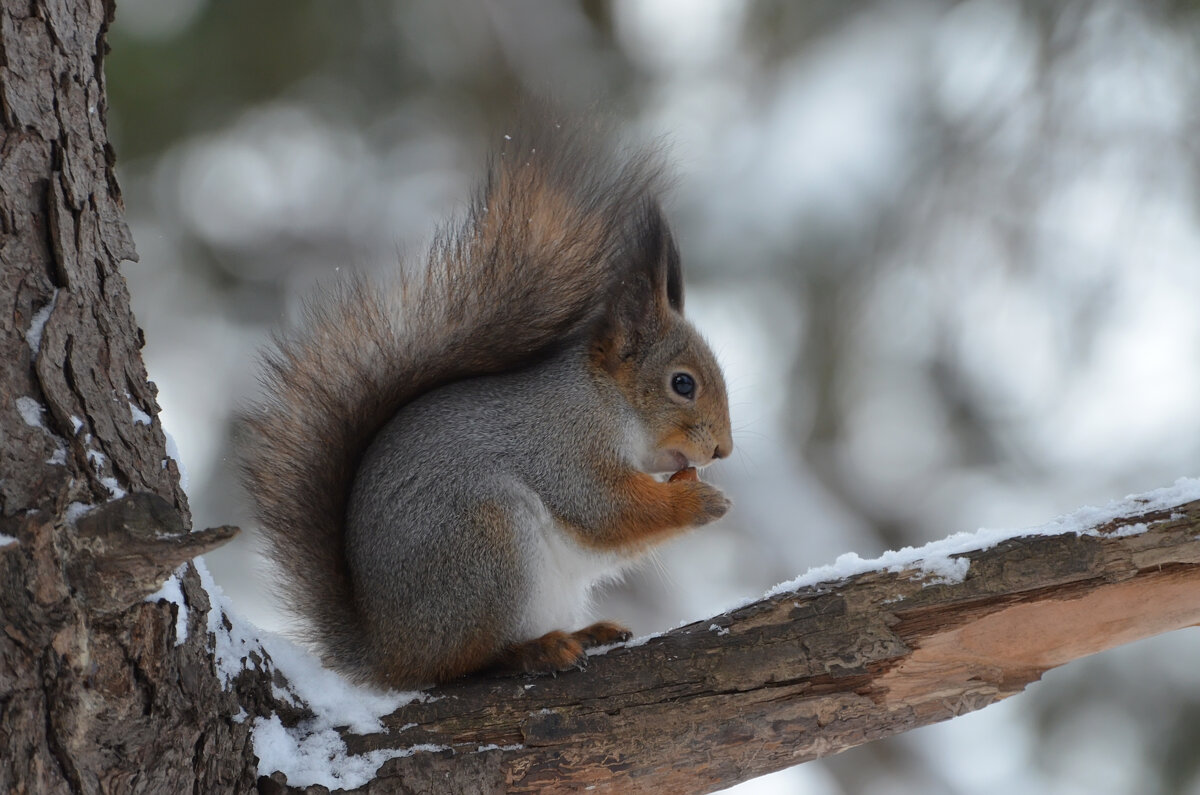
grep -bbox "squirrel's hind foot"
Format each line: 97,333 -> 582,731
491,622 -> 632,677
495,630 -> 587,675
571,621 -> 633,649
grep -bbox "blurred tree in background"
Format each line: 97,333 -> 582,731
108,1 -> 1200,792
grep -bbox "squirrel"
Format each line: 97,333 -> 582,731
239,114 -> 734,689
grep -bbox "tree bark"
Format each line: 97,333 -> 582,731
2,2 -> 1199,794
1,2 -> 268,792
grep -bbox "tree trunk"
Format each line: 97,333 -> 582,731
2,3 -> 1198,794
1,1 -> 265,791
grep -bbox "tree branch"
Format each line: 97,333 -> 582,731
259,493 -> 1200,793
70,492 -> 238,616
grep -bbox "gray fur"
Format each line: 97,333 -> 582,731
346,344 -> 640,677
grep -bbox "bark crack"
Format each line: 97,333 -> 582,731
41,654 -> 82,795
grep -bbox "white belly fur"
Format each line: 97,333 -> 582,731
514,508 -> 632,641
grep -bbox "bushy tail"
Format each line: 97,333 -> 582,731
238,116 -> 664,682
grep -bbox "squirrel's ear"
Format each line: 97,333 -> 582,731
639,200 -> 684,315
591,201 -> 683,372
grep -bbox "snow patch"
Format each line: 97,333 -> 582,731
252,716 -> 449,790
100,477 -> 127,500
70,416 -> 83,434
25,291 -> 57,354
611,631 -> 657,650
255,621 -> 430,733
1106,522 -> 1149,538
192,557 -> 444,786
85,449 -> 126,500
129,400 -> 152,426
16,397 -> 45,428
765,477 -> 1200,600
145,571 -> 189,646
0,534 -> 17,547
194,557 -> 269,688
17,399 -> 69,463
272,682 -> 301,708
65,502 -> 93,523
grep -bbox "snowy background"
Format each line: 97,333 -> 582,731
110,1 -> 1200,792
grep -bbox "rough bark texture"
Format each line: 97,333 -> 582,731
0,2 -> 268,792
261,498 -> 1200,794
2,3 -> 1199,794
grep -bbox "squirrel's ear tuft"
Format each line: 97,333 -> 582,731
591,200 -> 686,372
629,199 -> 684,316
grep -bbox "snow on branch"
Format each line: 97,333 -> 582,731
246,480 -> 1200,794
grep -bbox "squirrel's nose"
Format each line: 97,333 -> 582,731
713,439 -> 733,460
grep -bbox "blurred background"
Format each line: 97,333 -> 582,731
108,1 -> 1200,792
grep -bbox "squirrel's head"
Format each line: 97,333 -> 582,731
589,201 -> 734,475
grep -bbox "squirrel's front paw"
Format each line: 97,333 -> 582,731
681,481 -> 731,525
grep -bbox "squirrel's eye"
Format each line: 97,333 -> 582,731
671,372 -> 696,399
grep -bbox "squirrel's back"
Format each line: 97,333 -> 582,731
239,115 -> 668,684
